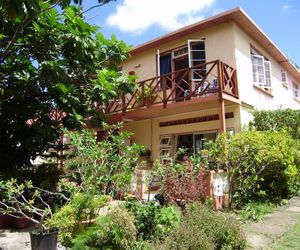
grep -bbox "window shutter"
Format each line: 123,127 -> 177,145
264,61 -> 272,88
160,135 -> 173,164
251,55 -> 265,85
281,71 -> 287,84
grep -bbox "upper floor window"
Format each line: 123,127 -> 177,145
281,70 -> 288,84
251,48 -> 271,88
293,82 -> 299,99
188,40 -> 206,67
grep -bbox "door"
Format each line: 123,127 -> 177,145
193,132 -> 217,154
159,54 -> 172,88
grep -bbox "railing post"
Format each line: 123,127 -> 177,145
162,76 -> 167,108
217,60 -> 224,97
121,94 -> 125,114
141,82 -> 145,106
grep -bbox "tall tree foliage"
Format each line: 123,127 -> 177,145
249,109 -> 300,139
0,0 -> 135,168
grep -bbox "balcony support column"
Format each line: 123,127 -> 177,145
217,60 -> 226,133
219,97 -> 226,133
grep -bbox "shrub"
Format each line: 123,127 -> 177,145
72,207 -> 136,250
207,131 -> 299,208
46,193 -> 110,246
124,201 -> 180,241
159,202 -> 245,250
64,125 -> 145,197
158,223 -> 214,250
151,159 -> 208,205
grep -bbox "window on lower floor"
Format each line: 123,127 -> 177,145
159,131 -> 217,163
159,135 -> 173,164
293,82 -> 299,99
176,131 -> 217,160
251,48 -> 272,89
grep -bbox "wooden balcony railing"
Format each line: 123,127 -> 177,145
104,60 -> 238,114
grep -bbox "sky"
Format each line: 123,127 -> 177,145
82,0 -> 300,66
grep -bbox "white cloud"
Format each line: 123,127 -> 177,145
212,8 -> 223,15
282,5 -> 292,12
106,0 -> 215,34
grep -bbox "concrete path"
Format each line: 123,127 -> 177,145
0,228 -> 31,250
244,197 -> 300,250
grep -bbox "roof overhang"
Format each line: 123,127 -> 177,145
130,7 -> 300,83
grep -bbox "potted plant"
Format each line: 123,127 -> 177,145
0,178 -> 70,250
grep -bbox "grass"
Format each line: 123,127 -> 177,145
272,215 -> 300,250
237,202 -> 276,222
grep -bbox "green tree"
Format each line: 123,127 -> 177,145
0,0 -> 135,169
250,109 -> 300,139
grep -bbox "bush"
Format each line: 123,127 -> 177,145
72,207 -> 136,250
158,223 -> 213,250
159,202 -> 245,250
46,193 -> 110,246
124,201 -> 180,241
151,159 -> 208,205
207,131 -> 300,208
64,125 -> 145,197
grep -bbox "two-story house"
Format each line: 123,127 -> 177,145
102,7 -> 300,165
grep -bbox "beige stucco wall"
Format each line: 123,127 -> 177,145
233,23 -> 300,124
123,104 -> 240,161
121,22 -> 237,82
123,119 -> 152,150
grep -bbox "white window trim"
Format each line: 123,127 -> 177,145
293,82 -> 299,99
188,39 -> 205,68
281,70 -> 288,85
159,135 -> 173,164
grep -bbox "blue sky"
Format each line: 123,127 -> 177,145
82,0 -> 300,66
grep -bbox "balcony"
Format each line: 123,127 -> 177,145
104,60 -> 238,115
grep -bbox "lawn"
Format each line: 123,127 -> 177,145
272,215 -> 300,250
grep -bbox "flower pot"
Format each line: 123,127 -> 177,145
30,231 -> 58,250
0,214 -> 14,229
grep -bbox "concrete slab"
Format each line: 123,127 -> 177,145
0,230 -> 31,250
245,233 -> 273,249
244,197 -> 300,250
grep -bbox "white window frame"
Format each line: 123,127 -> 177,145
251,49 -> 272,89
172,46 -> 188,59
188,39 -> 206,88
159,135 -> 173,164
293,82 -> 299,99
188,39 -> 206,68
281,70 -> 288,85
